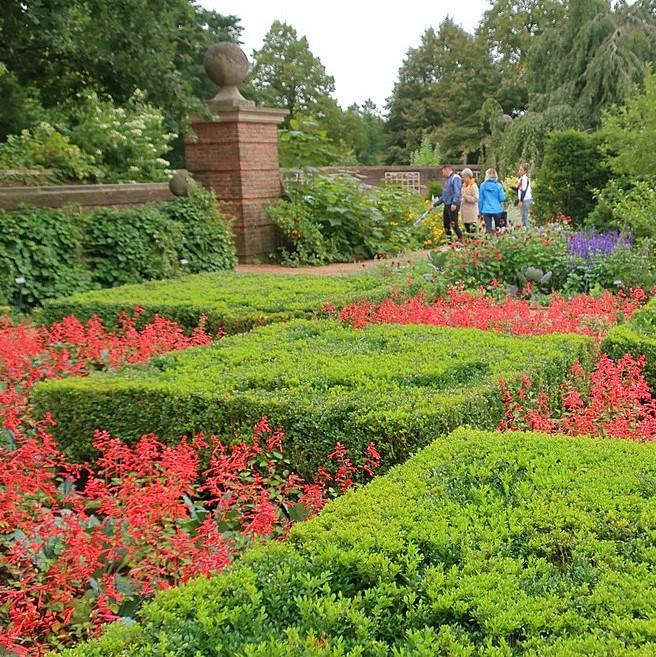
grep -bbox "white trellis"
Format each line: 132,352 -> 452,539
384,171 -> 421,193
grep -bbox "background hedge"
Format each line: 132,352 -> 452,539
0,187 -> 236,308
57,428 -> 656,657
39,271 -> 392,334
32,321 -> 593,470
603,297 -> 656,391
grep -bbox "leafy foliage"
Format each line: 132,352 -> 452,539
422,226 -> 656,295
0,207 -> 92,308
385,19 -> 499,163
278,117 -> 355,168
528,0 -> 656,128
32,319 -> 592,470
603,296 -> 656,392
54,427 -> 656,656
162,187 -> 237,273
0,123 -> 97,182
269,173 -> 429,265
0,0 -> 241,147
0,191 -> 236,308
533,130 -> 611,226
601,67 -> 656,177
247,20 -> 334,120
82,207 -> 182,288
410,136 -> 442,166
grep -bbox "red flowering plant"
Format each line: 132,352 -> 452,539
0,310 -> 215,428
0,415 -> 380,655
337,285 -> 647,340
499,354 -> 656,440
0,311 -> 382,654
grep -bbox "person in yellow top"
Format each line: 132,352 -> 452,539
460,168 -> 479,235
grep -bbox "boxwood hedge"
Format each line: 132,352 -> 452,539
32,321 -> 592,471
57,428 -> 656,657
603,297 -> 655,391
39,271 -> 390,334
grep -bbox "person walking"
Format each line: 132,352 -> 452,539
432,164 -> 463,241
517,163 -> 532,228
478,168 -> 506,235
460,168 -> 479,235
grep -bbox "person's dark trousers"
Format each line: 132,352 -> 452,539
443,205 -> 463,241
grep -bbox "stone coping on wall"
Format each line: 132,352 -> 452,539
0,182 -> 174,211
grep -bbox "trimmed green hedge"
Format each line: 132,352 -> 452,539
603,297 -> 656,391
39,271 -> 391,334
32,321 -> 592,470
57,428 -> 656,656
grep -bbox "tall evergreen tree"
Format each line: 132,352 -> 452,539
385,19 -> 500,164
477,0 -> 567,114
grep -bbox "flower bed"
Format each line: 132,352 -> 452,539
603,297 -> 656,391
0,417 -> 378,655
39,271 -> 392,334
338,286 -> 647,339
54,427 -> 656,657
425,226 -> 656,294
32,320 -> 593,472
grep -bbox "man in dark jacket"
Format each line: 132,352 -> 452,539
432,165 -> 463,241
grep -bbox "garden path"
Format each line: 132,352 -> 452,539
236,250 -> 432,275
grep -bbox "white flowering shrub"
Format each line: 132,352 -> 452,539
64,89 -> 175,182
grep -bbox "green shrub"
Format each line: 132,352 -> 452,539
588,177 -> 656,242
534,130 -> 611,226
162,187 -> 237,273
0,193 -> 237,310
39,271 -> 390,334
0,122 -> 98,183
57,428 -> 656,657
0,206 -> 93,307
82,206 -> 183,288
603,297 -> 656,391
32,321 -> 592,468
60,89 -> 174,183
269,173 -> 428,265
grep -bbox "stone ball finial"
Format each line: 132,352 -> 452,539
169,171 -> 196,197
203,42 -> 254,112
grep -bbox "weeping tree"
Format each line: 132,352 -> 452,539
529,0 -> 656,127
486,0 -> 656,172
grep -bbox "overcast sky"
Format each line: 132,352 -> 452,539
202,0 -> 491,111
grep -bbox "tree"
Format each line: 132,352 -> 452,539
529,0 -> 656,127
533,130 -> 611,225
385,19 -> 500,164
477,0 -> 567,115
248,20 -> 335,120
278,117 -> 356,168
410,136 -> 442,166
0,0 -> 241,141
602,67 -> 656,177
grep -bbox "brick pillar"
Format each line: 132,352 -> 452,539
185,107 -> 288,263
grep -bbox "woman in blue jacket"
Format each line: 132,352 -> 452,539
478,168 -> 506,234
